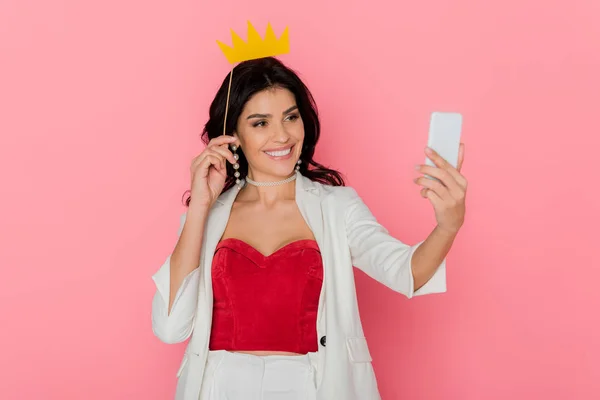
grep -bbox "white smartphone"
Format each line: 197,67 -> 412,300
425,111 -> 463,180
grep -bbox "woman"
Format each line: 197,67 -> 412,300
151,57 -> 467,400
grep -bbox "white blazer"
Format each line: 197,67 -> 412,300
151,172 -> 447,400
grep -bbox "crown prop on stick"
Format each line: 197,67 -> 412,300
216,21 -> 290,135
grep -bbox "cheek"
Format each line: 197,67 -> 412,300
238,131 -> 265,154
293,120 -> 306,142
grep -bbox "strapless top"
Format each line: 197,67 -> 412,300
209,238 -> 323,354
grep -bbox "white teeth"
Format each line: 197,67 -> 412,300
265,148 -> 291,157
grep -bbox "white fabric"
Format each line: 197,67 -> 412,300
151,173 -> 447,400
199,351 -> 318,400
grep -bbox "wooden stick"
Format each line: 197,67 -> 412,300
222,64 -> 234,135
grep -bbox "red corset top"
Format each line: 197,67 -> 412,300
209,238 -> 323,354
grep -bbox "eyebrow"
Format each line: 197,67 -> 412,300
246,105 -> 298,120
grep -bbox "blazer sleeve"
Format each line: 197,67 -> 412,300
151,212 -> 201,344
343,187 -> 447,298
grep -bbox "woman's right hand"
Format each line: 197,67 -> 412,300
189,135 -> 238,209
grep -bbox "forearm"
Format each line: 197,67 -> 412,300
168,203 -> 208,313
411,225 -> 457,291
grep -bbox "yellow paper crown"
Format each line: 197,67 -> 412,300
216,21 -> 289,64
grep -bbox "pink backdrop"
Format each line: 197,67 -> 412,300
1,0 -> 599,399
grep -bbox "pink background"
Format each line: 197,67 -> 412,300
1,0 -> 599,399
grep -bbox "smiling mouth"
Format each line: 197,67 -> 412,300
264,146 -> 293,157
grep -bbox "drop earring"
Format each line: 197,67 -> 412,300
231,143 -> 243,188
296,158 -> 302,171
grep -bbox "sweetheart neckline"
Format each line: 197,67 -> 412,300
217,237 -> 319,259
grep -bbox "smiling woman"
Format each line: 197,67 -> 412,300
234,89 -> 304,183
151,56 -> 463,400
193,57 -> 344,199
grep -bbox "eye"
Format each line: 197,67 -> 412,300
285,113 -> 300,122
252,120 -> 267,128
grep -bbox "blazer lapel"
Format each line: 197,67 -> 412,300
191,186 -> 240,352
295,173 -> 328,336
295,173 -> 324,245
202,186 -> 241,288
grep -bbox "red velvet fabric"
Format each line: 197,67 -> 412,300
209,238 -> 323,354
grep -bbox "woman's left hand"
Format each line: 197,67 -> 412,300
414,143 -> 467,235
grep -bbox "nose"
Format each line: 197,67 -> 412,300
272,121 -> 291,143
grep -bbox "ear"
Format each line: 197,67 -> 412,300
232,131 -> 241,148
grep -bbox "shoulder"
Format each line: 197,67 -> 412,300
312,181 -> 363,210
312,181 -> 376,221
319,184 -> 359,200
315,183 -> 378,229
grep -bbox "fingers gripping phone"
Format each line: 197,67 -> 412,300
425,111 -> 463,180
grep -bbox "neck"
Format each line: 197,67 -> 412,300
246,169 -> 296,183
241,170 -> 297,204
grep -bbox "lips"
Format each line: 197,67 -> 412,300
264,144 -> 294,158
265,148 -> 291,157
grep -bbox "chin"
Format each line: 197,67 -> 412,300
271,165 -> 297,178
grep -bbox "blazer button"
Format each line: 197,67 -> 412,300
320,335 -> 326,347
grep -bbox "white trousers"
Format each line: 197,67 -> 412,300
199,350 -> 318,400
